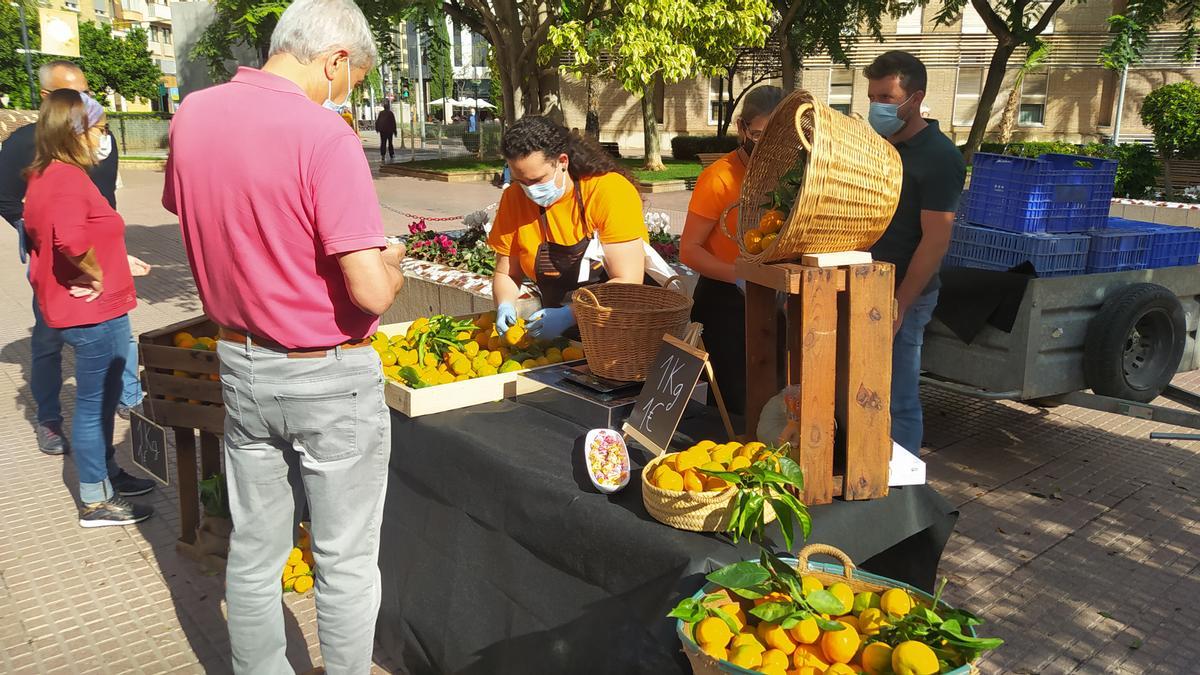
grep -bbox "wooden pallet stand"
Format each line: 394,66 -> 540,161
139,315 -> 225,560
738,257 -> 895,506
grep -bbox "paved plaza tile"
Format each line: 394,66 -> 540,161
0,166 -> 1196,673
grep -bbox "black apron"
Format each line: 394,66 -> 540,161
533,186 -> 607,308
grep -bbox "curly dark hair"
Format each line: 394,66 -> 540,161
501,116 -> 635,185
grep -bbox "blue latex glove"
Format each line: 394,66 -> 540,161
495,302 -> 517,334
527,305 -> 576,339
15,219 -> 28,264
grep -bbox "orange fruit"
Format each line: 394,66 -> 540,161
827,583 -> 855,616
728,456 -> 752,471
858,608 -> 886,637
729,645 -> 763,669
682,469 -> 704,493
756,622 -> 796,654
700,640 -> 728,661
880,588 -> 914,618
761,232 -> 778,251
656,469 -> 684,491
759,209 -> 785,234
287,548 -> 303,564
792,643 -> 830,670
820,624 -> 860,664
293,575 -> 314,594
761,648 -> 790,671
695,616 -> 734,647
744,230 -> 764,254
718,602 -> 746,632
788,617 -> 819,644
562,346 -> 585,361
380,350 -> 398,367
291,561 -> 311,576
891,641 -> 938,675
172,332 -> 195,347
824,664 -> 857,675
861,642 -> 894,675
731,631 -> 765,653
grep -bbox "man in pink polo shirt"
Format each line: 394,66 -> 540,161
162,0 -> 403,672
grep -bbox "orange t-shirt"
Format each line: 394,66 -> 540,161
685,150 -> 745,266
488,172 -> 647,280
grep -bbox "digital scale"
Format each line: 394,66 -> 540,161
519,363 -> 708,430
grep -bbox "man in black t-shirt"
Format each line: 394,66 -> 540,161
0,61 -> 150,465
863,51 -> 966,455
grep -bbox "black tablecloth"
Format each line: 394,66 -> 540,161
377,398 -> 957,674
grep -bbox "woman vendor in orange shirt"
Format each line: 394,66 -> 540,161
488,116 -> 648,339
680,86 -> 784,413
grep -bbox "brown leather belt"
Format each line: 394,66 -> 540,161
218,327 -> 373,358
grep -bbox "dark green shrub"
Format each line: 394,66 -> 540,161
670,135 -> 739,161
1140,82 -> 1200,160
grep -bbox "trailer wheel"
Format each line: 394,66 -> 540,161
1083,283 -> 1186,403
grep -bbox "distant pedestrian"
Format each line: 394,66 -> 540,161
0,60 -> 148,453
377,99 -> 397,162
468,110 -> 477,133
163,0 -> 405,671
22,89 -> 154,527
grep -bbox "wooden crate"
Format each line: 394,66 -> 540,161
138,315 -> 225,550
738,259 -> 895,506
380,316 -> 583,418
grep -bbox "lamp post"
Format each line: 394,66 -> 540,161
13,1 -> 39,106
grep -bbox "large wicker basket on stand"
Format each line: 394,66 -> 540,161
738,90 -> 904,262
677,544 -> 980,675
572,282 -> 692,382
640,453 -> 777,532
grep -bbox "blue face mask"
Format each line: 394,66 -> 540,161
322,59 -> 353,114
521,165 -> 567,207
868,94 -> 914,137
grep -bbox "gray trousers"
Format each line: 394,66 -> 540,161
218,339 -> 390,675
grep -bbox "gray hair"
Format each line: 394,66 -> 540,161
740,86 -> 785,124
269,0 -> 378,68
37,60 -> 82,90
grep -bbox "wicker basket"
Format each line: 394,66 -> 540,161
738,90 -> 903,263
572,282 -> 693,382
640,453 -> 776,532
677,544 -> 979,675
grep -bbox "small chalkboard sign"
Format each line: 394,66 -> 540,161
130,409 -> 169,486
622,334 -> 708,456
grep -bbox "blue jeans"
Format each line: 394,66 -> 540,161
891,290 -> 938,454
60,314 -> 132,504
219,339 -> 389,674
31,298 -> 141,423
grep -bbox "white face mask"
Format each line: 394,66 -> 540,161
322,58 -> 353,114
94,133 -> 113,161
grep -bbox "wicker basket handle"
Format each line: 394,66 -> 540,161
716,201 -> 740,242
573,286 -> 606,310
796,544 -> 855,579
661,275 -> 686,293
795,103 -> 814,153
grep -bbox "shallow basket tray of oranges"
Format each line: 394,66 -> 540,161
645,440 -> 775,493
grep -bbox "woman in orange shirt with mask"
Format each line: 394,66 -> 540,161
680,86 -> 784,414
488,116 -> 647,340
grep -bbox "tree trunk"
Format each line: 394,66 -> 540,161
963,41 -> 1019,164
781,36 -> 796,91
716,75 -> 728,137
1164,158 -> 1175,199
997,74 -> 1022,145
641,90 -> 664,171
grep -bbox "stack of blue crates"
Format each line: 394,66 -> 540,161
944,224 -> 1089,276
949,151 -> 1200,275
1107,217 -> 1200,268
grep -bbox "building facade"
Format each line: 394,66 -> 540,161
562,1 -> 1200,154
111,0 -> 177,112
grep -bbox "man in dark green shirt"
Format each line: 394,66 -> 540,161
864,51 -> 966,454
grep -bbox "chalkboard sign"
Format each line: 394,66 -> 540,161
130,410 -> 169,486
622,334 -> 708,456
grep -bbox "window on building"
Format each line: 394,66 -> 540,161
896,5 -> 922,35
708,77 -> 725,126
164,29 -> 172,45
828,68 -> 854,115
961,3 -> 986,34
953,67 -> 984,126
472,34 -> 488,68
63,0 -> 79,10
1018,70 -> 1048,126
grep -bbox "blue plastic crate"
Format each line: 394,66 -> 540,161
1086,229 -> 1151,273
1107,217 -> 1200,268
965,153 -> 1117,234
946,223 -> 1089,276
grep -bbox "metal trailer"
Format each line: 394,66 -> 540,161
920,265 -> 1200,435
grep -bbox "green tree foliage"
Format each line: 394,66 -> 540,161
1102,1 -> 1200,69
0,1 -> 43,109
192,0 -> 291,83
428,18 -> 453,121
773,0 -> 908,91
78,22 -> 163,104
549,0 -> 773,170
1141,81 -> 1200,196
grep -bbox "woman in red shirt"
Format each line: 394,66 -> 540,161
23,89 -> 153,528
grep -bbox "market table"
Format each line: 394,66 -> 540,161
377,396 -> 957,674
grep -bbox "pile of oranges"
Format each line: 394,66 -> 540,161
281,526 -> 316,595
690,581 -> 941,675
647,440 -> 780,492
743,209 -> 785,255
168,331 -> 220,405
